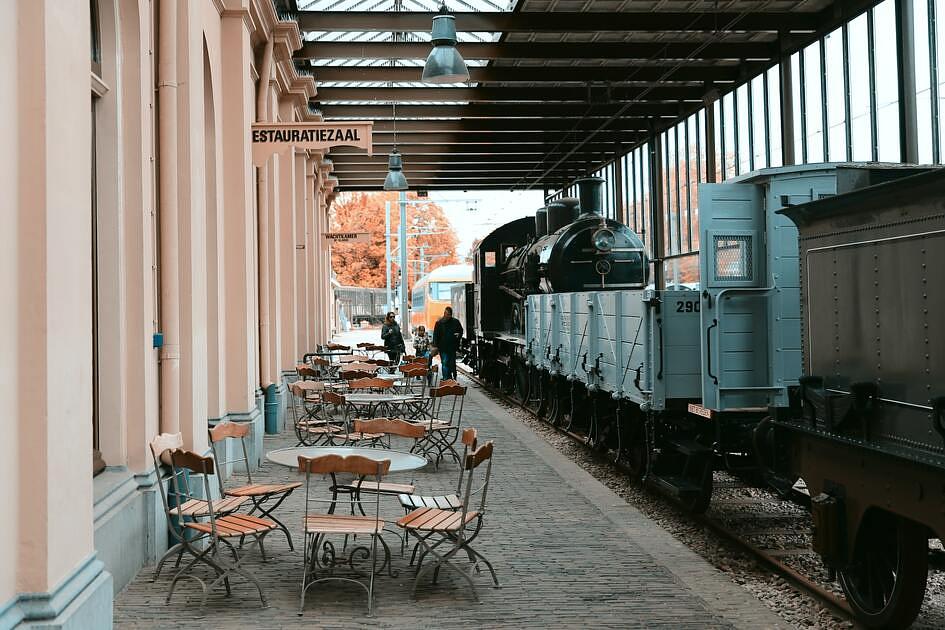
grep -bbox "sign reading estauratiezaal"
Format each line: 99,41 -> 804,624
251,121 -> 373,166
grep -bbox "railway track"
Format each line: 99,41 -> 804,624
463,368 -> 856,625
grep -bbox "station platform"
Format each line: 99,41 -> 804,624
113,363 -> 787,628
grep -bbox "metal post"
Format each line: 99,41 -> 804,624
648,127 -> 665,291
398,190 -> 411,339
780,52 -> 797,165
613,141 -> 625,223
896,0 -> 919,163
705,96 -> 718,182
385,200 -> 392,312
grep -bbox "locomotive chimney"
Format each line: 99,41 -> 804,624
535,207 -> 548,238
575,176 -> 606,216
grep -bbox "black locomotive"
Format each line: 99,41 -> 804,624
471,177 -> 647,386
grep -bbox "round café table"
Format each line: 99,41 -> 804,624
266,446 -> 427,472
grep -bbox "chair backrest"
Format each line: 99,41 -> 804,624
347,377 -> 394,391
207,422 -> 253,490
149,432 -> 184,516
297,366 -> 319,381
354,417 -> 426,439
297,454 -> 390,526
343,362 -> 378,373
458,441 -> 494,531
429,382 -> 466,427
322,390 -> 346,406
327,343 -> 350,351
357,342 -> 372,348
339,369 -> 373,381
311,357 -> 330,367
369,358 -> 391,367
169,449 -> 223,535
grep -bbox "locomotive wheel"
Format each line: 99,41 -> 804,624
678,474 -> 713,515
535,372 -> 549,418
838,512 -> 928,629
513,361 -> 529,403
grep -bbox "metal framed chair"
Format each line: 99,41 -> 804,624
347,377 -> 396,393
410,382 -> 467,469
399,428 -> 477,513
397,441 -> 499,600
289,381 -> 343,446
298,454 -> 393,617
165,449 -> 276,611
208,422 -> 302,549
338,369 -> 373,382
332,419 -> 427,510
149,433 -> 248,582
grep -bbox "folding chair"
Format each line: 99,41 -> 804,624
165,449 -> 276,611
338,369 -> 373,382
398,365 -> 431,396
399,428 -> 477,513
333,419 -> 426,512
149,433 -> 248,582
208,422 -> 302,549
397,441 -> 499,600
289,381 -> 343,446
411,382 -> 467,469
298,454 -> 393,617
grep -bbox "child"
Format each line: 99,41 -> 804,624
413,325 -> 433,383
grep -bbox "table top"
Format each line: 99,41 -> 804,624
339,355 -> 372,364
339,362 -> 379,373
266,446 -> 427,472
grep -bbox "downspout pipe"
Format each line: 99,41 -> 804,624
256,36 -> 278,434
158,0 -> 180,435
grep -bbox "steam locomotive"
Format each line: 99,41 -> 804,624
463,164 -> 943,627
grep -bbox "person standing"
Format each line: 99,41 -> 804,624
432,306 -> 463,381
381,311 -> 405,364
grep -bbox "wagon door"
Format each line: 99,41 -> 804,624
698,183 -> 772,410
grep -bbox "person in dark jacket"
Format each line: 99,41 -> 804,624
432,306 -> 463,381
381,311 -> 405,363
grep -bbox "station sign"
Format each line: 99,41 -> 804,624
323,232 -> 371,244
251,121 -> 373,166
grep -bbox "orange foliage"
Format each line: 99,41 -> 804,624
329,192 -> 459,289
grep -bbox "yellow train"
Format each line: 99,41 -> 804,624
410,263 -> 473,332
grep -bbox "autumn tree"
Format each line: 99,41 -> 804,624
329,192 -> 459,291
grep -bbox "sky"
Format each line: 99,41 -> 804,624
428,189 -> 544,259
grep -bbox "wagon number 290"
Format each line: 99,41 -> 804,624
676,300 -> 700,313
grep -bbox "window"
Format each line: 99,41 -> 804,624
484,251 -> 496,267
430,282 -> 456,300
713,235 -> 754,282
412,286 -> 426,309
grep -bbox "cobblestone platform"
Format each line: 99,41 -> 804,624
114,377 -> 788,629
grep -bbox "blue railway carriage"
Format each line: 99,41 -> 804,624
520,163 -> 928,514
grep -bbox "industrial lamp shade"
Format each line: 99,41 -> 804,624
421,7 -> 469,84
383,149 -> 408,191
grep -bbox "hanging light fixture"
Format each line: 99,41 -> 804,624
383,104 -> 408,190
421,4 -> 469,84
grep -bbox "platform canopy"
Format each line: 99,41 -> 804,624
284,0 -> 879,192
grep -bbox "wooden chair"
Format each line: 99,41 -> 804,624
397,441 -> 499,600
332,419 -> 426,511
411,382 -> 467,469
208,422 -> 302,549
400,428 -> 478,512
298,454 -> 393,617
165,449 -> 276,611
399,364 -> 431,396
289,381 -> 343,446
296,365 -> 319,381
149,433 -> 248,582
326,343 -> 350,351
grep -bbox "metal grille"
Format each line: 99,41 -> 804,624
713,234 -> 753,282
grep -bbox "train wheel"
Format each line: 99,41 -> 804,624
625,420 -> 648,481
535,372 -> 549,418
513,361 -> 529,403
678,474 -> 713,515
838,512 -> 928,629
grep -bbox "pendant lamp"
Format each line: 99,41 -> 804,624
421,4 -> 469,84
383,104 -> 408,190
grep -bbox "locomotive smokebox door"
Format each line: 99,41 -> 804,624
698,183 -> 771,411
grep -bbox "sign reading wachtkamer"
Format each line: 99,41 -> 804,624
251,121 -> 373,166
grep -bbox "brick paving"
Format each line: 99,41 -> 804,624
114,371 -> 789,629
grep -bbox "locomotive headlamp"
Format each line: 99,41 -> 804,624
592,227 -> 616,252
421,4 -> 470,83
